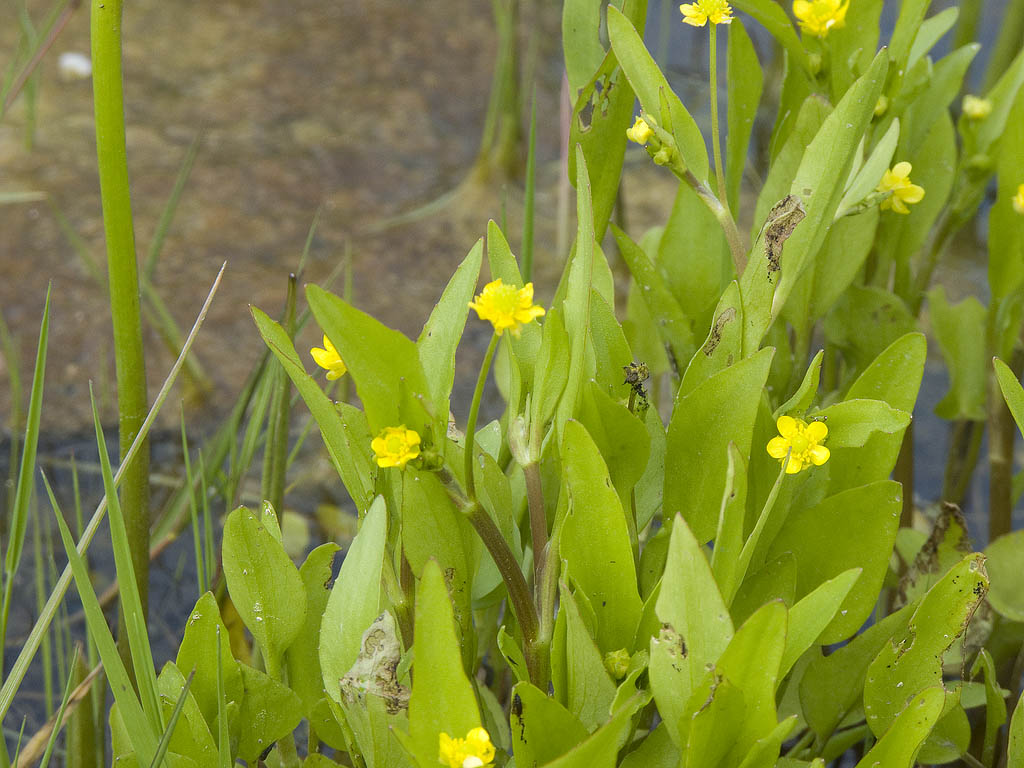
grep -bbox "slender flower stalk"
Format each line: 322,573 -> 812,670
708,23 -> 729,210
464,334 -> 499,502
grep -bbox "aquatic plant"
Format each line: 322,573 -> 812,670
3,0 -> 1024,766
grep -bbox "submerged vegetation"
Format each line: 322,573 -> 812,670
2,0 -> 1024,766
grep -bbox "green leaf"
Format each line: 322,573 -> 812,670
252,307 -> 375,512
1010,689 -> 1024,766
557,147 -> 598,432
539,692 -> 650,768
780,568 -> 861,677
235,664 -> 304,765
995,357 -> 1024,438
578,382 -> 649,507
973,45 -> 1024,155
903,44 -> 977,155
287,542 -> 340,714
827,0 -> 883,98
887,0 -> 930,77
772,50 -> 889,318
562,586 -> 617,730
711,444 -> 748,604
562,0 -> 606,96
928,287 -> 987,420
175,592 -> 244,728
306,284 -> 434,435
847,332 -> 927,412
606,5 -> 709,181
684,677 -> 746,768
710,601 -> 788,762
155,663 -> 217,767
222,506 -> 306,668
665,348 -> 773,542
511,682 -> 589,767
726,20 -> 763,214
650,514 -> 733,747
619,723 -> 679,768
837,119 -> 899,216
898,504 -> 973,606
567,9 -> 643,241
612,223 -> 695,372
854,688 -> 945,768
983,529 -> 1024,621
657,181 -> 731,334
774,350 -> 823,420
678,282 -> 744,399
561,420 -> 643,653
970,649 -> 1006,766
729,553 -> 796,628
809,398 -> 911,447
418,239 -> 483,421
319,497 -> 387,704
767,481 -> 902,643
800,603 -> 914,742
531,306 -> 570,440
988,91 -> 1024,304
864,554 -> 989,738
588,290 -> 633,397
408,560 -> 481,765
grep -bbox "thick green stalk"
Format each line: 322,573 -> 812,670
92,0 -> 151,654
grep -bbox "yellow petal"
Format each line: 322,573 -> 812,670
900,184 -> 925,204
892,161 -> 912,178
767,436 -> 791,459
890,197 -> 909,214
776,415 -> 799,438
810,445 -> 830,465
785,456 -> 804,474
805,420 -> 828,442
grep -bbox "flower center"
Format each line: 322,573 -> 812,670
386,435 -> 404,454
791,434 -> 810,454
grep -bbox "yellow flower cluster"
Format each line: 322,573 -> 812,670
469,279 -> 545,337
626,116 -> 653,145
878,162 -> 925,215
1013,183 -> 1024,215
310,334 -> 348,380
371,426 -> 421,469
679,0 -> 733,26
439,727 -> 495,768
792,0 -> 848,37
962,95 -> 992,120
767,416 -> 830,474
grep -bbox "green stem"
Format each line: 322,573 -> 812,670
523,461 -> 547,588
465,334 -> 500,502
92,0 -> 151,662
989,360 -> 1017,542
708,23 -> 729,210
678,165 -> 746,274
437,467 -> 542,684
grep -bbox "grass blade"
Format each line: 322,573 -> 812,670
522,88 -> 537,282
37,647 -> 79,768
0,265 -> 225,725
149,669 -> 195,768
43,474 -> 158,764
1,285 -> 50,659
89,385 -> 163,733
180,412 -> 206,596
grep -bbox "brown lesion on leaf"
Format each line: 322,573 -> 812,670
897,502 -> 973,607
657,623 -> 687,673
703,307 -> 737,357
340,612 -> 411,714
761,194 -> 806,275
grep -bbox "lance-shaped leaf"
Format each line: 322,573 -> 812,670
853,688 -> 945,768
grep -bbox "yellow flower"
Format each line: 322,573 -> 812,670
767,415 -> 829,474
371,426 -> 421,469
468,279 -> 545,337
626,116 -> 653,145
439,727 -> 495,768
962,95 -> 992,120
310,334 -> 348,380
792,0 -> 848,37
877,162 -> 925,215
1013,184 -> 1024,215
679,0 -> 733,26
